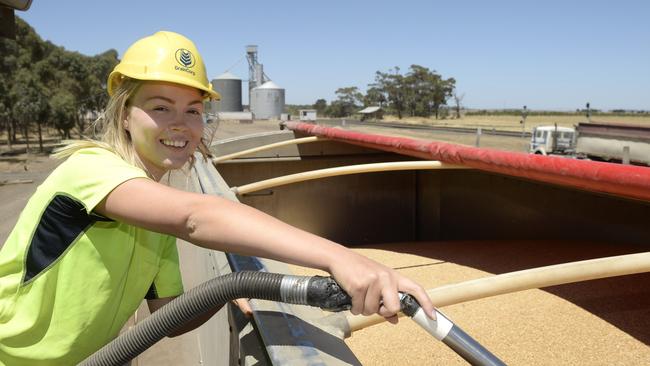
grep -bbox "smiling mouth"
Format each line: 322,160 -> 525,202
160,139 -> 189,148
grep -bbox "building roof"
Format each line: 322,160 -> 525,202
358,106 -> 382,114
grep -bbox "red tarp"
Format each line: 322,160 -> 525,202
284,122 -> 650,203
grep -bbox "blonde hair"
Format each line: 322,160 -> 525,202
53,78 -> 214,178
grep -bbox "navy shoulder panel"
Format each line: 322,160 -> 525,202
23,194 -> 111,283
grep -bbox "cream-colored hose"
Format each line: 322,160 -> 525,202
212,136 -> 328,164
346,251 -> 650,332
231,161 -> 468,195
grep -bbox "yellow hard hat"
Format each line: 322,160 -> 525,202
107,31 -> 220,100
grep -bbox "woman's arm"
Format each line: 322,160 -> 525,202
96,178 -> 435,319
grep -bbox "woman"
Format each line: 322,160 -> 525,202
0,31 -> 435,365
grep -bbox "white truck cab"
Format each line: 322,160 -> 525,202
529,125 -> 576,155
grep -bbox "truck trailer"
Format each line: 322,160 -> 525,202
576,121 -> 650,166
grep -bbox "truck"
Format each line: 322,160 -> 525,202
298,109 -> 317,122
529,125 -> 576,155
529,122 -> 650,166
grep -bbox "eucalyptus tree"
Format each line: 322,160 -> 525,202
373,67 -> 407,119
313,98 -> 327,115
10,70 -> 49,151
363,86 -> 386,108
2,16 -> 119,143
328,86 -> 363,117
371,65 -> 455,119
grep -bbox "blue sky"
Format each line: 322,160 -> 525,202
18,0 -> 650,111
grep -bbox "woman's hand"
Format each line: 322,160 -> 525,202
232,298 -> 254,318
328,250 -> 435,322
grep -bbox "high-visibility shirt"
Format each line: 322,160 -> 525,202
0,147 -> 184,365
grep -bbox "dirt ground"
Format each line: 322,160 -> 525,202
0,141 -> 63,241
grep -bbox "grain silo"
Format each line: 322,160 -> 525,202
211,72 -> 242,112
250,81 -> 285,119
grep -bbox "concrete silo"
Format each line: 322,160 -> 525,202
250,81 -> 285,119
211,72 -> 242,112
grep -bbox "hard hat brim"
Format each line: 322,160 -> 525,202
108,71 -> 221,100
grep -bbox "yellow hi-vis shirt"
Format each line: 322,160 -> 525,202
0,147 -> 184,365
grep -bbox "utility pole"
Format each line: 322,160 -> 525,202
586,102 -> 591,123
520,105 -> 528,138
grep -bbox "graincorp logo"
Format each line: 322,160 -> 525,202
175,49 -> 195,67
174,48 -> 196,76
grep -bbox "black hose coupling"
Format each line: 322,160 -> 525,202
306,276 -> 352,311
278,275 -> 352,311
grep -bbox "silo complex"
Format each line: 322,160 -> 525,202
211,72 -> 243,112
251,81 -> 285,119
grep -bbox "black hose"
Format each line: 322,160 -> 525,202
81,271 -> 505,366
80,271 -> 350,366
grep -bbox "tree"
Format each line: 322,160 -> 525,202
335,87 -> 363,105
431,77 -> 455,119
0,26 -> 18,147
325,101 -> 347,118
369,65 -> 456,119
76,49 -> 118,136
49,90 -> 76,139
313,98 -> 327,115
11,70 -> 49,152
363,86 -> 386,107
453,92 -> 465,119
404,65 -> 456,119
0,100 -> 13,149
330,87 -> 363,117
0,16 -> 120,148
373,67 -> 407,119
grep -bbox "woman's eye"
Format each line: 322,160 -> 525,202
187,109 -> 201,115
153,106 -> 169,112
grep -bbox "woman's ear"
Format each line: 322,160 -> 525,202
123,118 -> 129,131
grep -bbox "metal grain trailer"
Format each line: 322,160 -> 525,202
123,122 -> 649,365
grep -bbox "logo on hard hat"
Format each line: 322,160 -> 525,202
175,49 -> 195,68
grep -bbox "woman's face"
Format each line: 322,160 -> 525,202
125,81 -> 204,180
